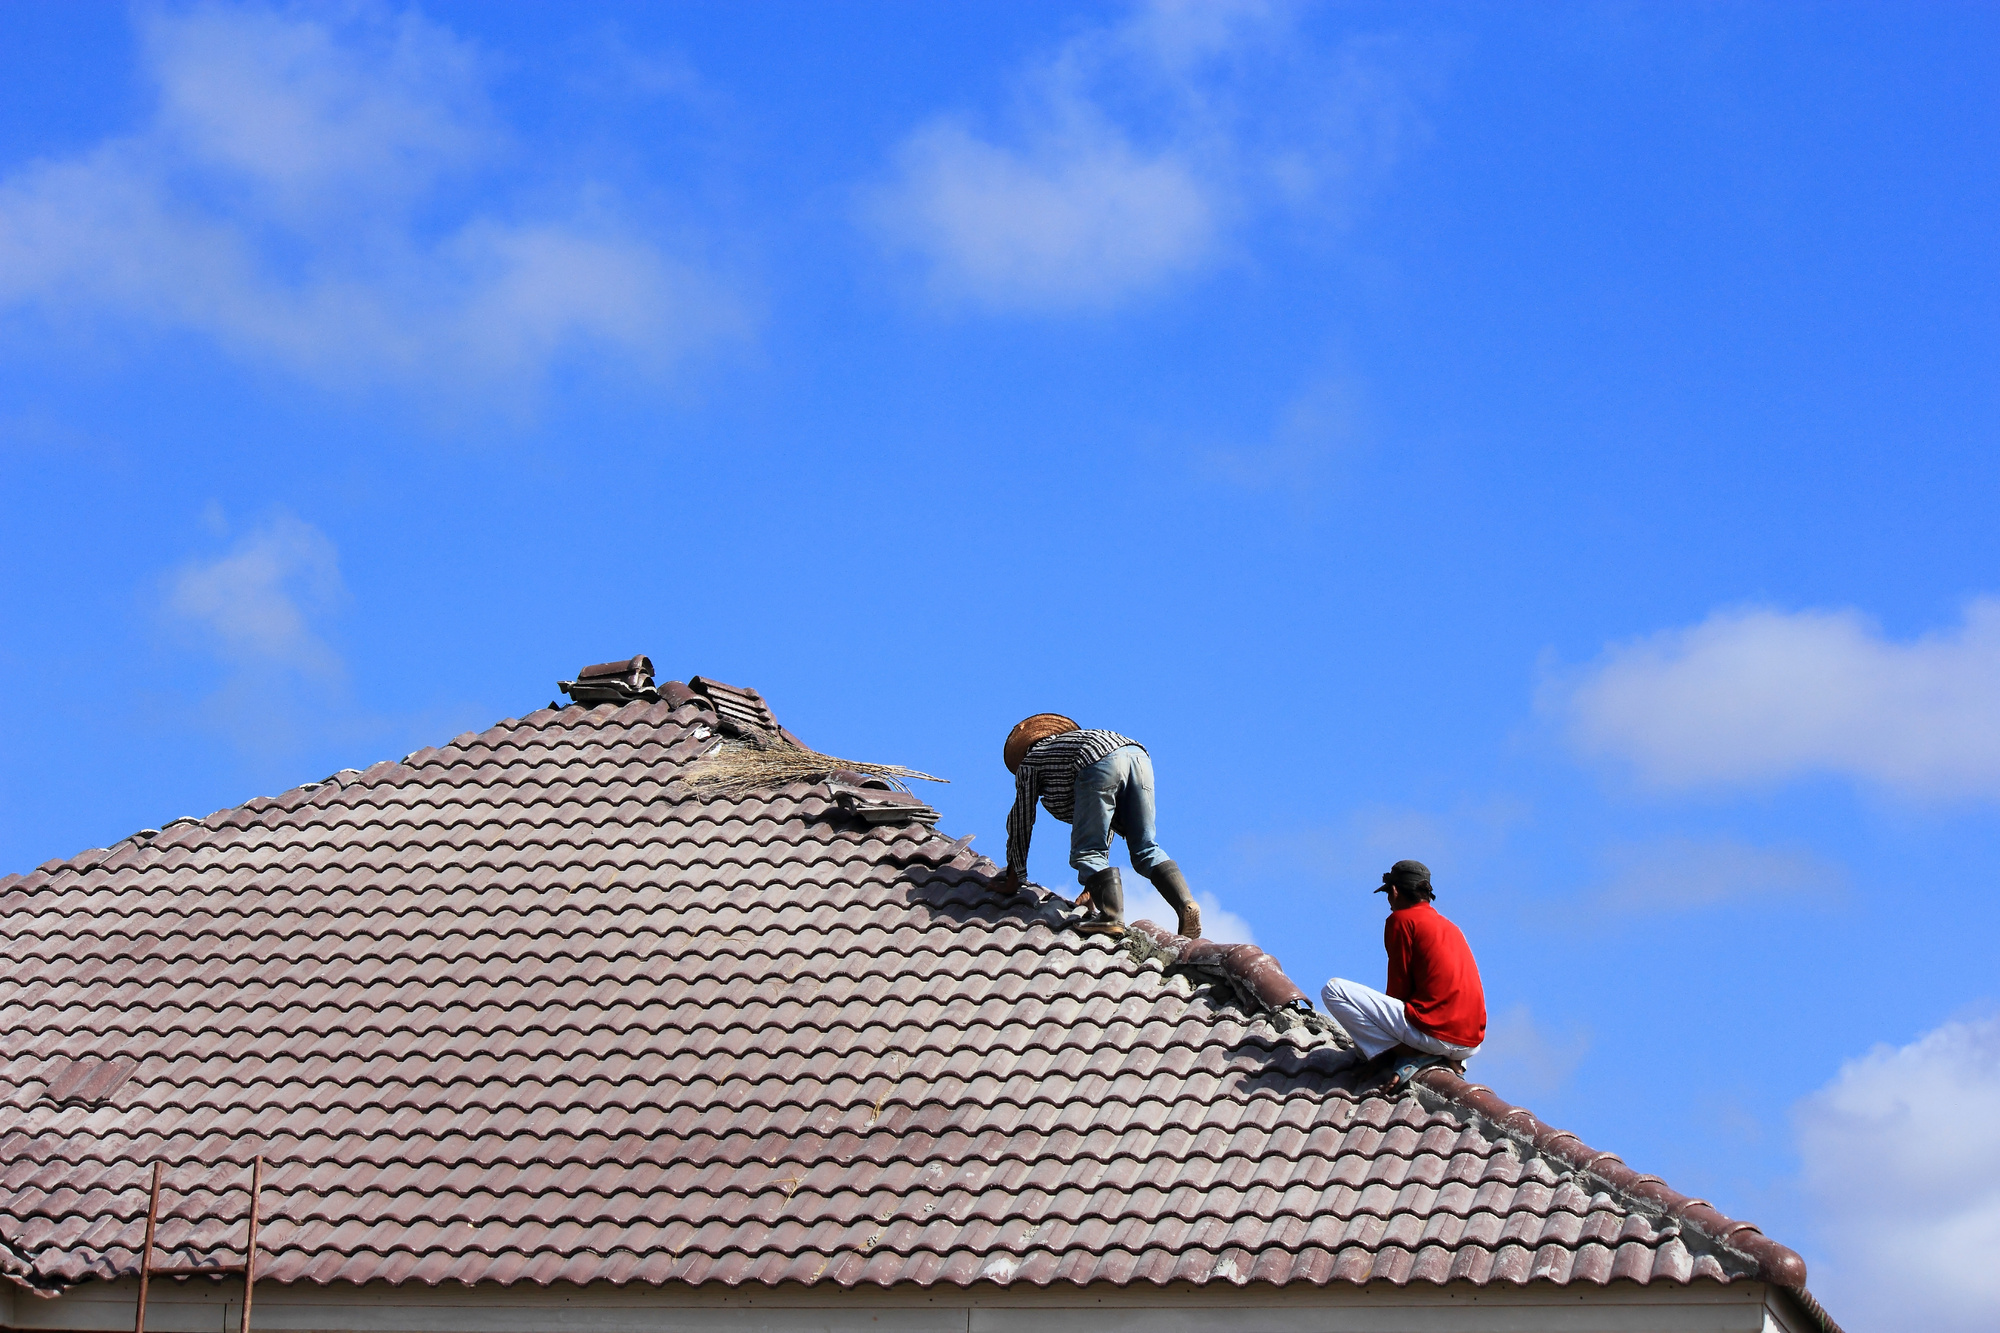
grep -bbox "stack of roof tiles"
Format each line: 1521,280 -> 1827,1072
0,677 -> 1815,1302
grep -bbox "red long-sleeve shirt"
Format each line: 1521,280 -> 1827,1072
1384,902 -> 1486,1048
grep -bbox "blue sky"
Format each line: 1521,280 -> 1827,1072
3,4 -> 1996,1327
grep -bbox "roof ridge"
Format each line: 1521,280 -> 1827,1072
1029,910 -> 1840,1315
1066,897 -> 1833,1311
1118,919 -> 1348,1048
1411,1067 -> 1807,1288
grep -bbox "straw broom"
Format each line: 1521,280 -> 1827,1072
681,738 -> 947,796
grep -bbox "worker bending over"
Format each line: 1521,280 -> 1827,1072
997,713 -> 1201,939
1322,860 -> 1486,1070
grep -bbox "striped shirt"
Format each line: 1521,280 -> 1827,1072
1005,729 -> 1142,880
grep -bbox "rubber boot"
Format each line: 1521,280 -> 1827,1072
1077,867 -> 1125,936
1146,860 -> 1202,939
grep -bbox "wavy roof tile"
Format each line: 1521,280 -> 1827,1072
0,679 -> 1823,1315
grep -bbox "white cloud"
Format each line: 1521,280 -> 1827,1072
0,3 -> 743,392
1198,371 -> 1363,494
861,0 -> 1413,311
162,511 -> 348,753
1591,835 -> 1844,914
1797,1014 -> 2000,1332
166,512 -> 344,676
873,119 -> 1216,311
1555,600 -> 2000,800
1464,1004 -> 1589,1101
144,3 -> 489,217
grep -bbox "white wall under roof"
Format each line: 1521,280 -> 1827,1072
1,1275 -> 1816,1333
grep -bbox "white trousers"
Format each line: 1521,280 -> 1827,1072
1320,977 -> 1481,1061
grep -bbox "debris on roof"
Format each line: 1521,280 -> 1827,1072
611,667 -> 953,796
687,675 -> 780,738
831,784 -> 942,827
558,655 -> 660,705
683,737 -> 946,798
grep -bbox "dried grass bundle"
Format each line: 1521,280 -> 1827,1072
681,740 -> 947,796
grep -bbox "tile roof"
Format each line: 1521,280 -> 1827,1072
0,681 -> 1816,1304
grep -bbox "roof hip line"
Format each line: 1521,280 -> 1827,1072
1411,1067 -> 1841,1332
1110,912 -> 1838,1331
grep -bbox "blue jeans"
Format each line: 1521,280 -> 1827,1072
1069,745 -> 1171,882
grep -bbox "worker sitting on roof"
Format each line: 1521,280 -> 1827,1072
996,714 -> 1201,940
1320,860 -> 1486,1075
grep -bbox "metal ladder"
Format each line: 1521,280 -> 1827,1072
132,1157 -> 265,1333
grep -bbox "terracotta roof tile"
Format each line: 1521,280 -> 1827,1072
1,685 -> 1814,1300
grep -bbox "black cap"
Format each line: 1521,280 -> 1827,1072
1374,859 -> 1433,894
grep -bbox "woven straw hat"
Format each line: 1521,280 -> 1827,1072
1004,713 -> 1079,773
